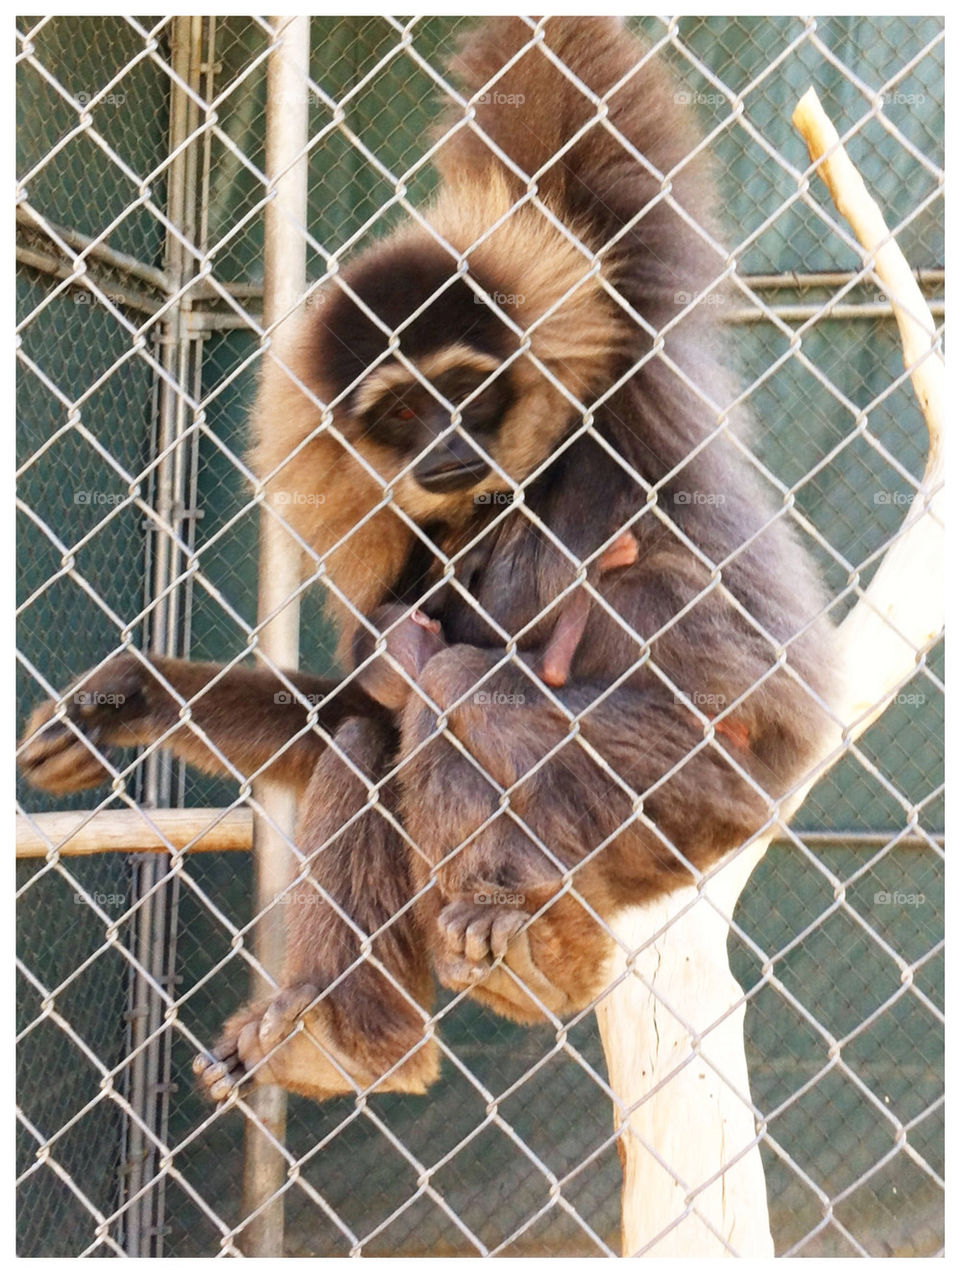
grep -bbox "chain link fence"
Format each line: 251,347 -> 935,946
16,14 -> 943,1257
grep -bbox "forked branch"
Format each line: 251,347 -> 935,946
597,87 -> 943,1257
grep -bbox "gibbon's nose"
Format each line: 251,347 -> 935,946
413,434 -> 491,493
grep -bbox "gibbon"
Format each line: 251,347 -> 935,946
20,17 -> 837,1104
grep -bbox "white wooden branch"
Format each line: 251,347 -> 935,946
595,88 -> 944,1257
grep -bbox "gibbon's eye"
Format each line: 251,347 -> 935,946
390,404 -> 416,422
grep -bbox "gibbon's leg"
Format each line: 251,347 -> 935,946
18,652 -> 387,797
399,645 -> 775,1023
538,529 -> 639,689
194,714 -> 439,1103
354,604 -> 446,712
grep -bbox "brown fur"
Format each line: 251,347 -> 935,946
20,18 -> 839,1106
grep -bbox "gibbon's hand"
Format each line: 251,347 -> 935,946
21,654 -> 381,798
18,653 -> 153,794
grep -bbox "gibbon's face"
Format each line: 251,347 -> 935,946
353,353 -> 514,495
311,238 -> 522,511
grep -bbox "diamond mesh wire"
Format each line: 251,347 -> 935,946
16,14 -> 943,1258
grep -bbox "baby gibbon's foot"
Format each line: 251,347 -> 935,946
19,654 -> 150,794
435,896 -> 571,1021
193,983 -> 439,1104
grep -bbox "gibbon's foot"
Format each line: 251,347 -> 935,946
435,897 -> 571,1021
438,897 -> 529,965
193,984 -> 332,1102
193,983 -> 440,1104
18,654 -> 149,795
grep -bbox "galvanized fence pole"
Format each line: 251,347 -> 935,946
240,14 -> 311,1258
123,15 -> 205,1255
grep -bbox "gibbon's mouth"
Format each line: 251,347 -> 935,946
413,454 -> 491,493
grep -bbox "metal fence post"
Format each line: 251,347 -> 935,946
240,13 -> 311,1258
122,15 -> 206,1256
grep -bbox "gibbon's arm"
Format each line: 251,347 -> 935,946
19,653 -> 391,797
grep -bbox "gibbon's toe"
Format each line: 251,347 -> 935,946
489,909 -> 528,959
473,908 -> 527,961
208,1064 -> 241,1104
194,1002 -> 269,1102
438,898 -> 529,967
193,1051 -> 245,1103
257,983 -> 319,1051
433,947 -> 490,994
436,899 -> 476,957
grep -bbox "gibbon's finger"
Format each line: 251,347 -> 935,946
411,609 -> 442,636
20,728 -> 113,794
539,529 -> 639,688
490,909 -> 527,960
540,590 -> 592,688
20,697 -> 59,742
